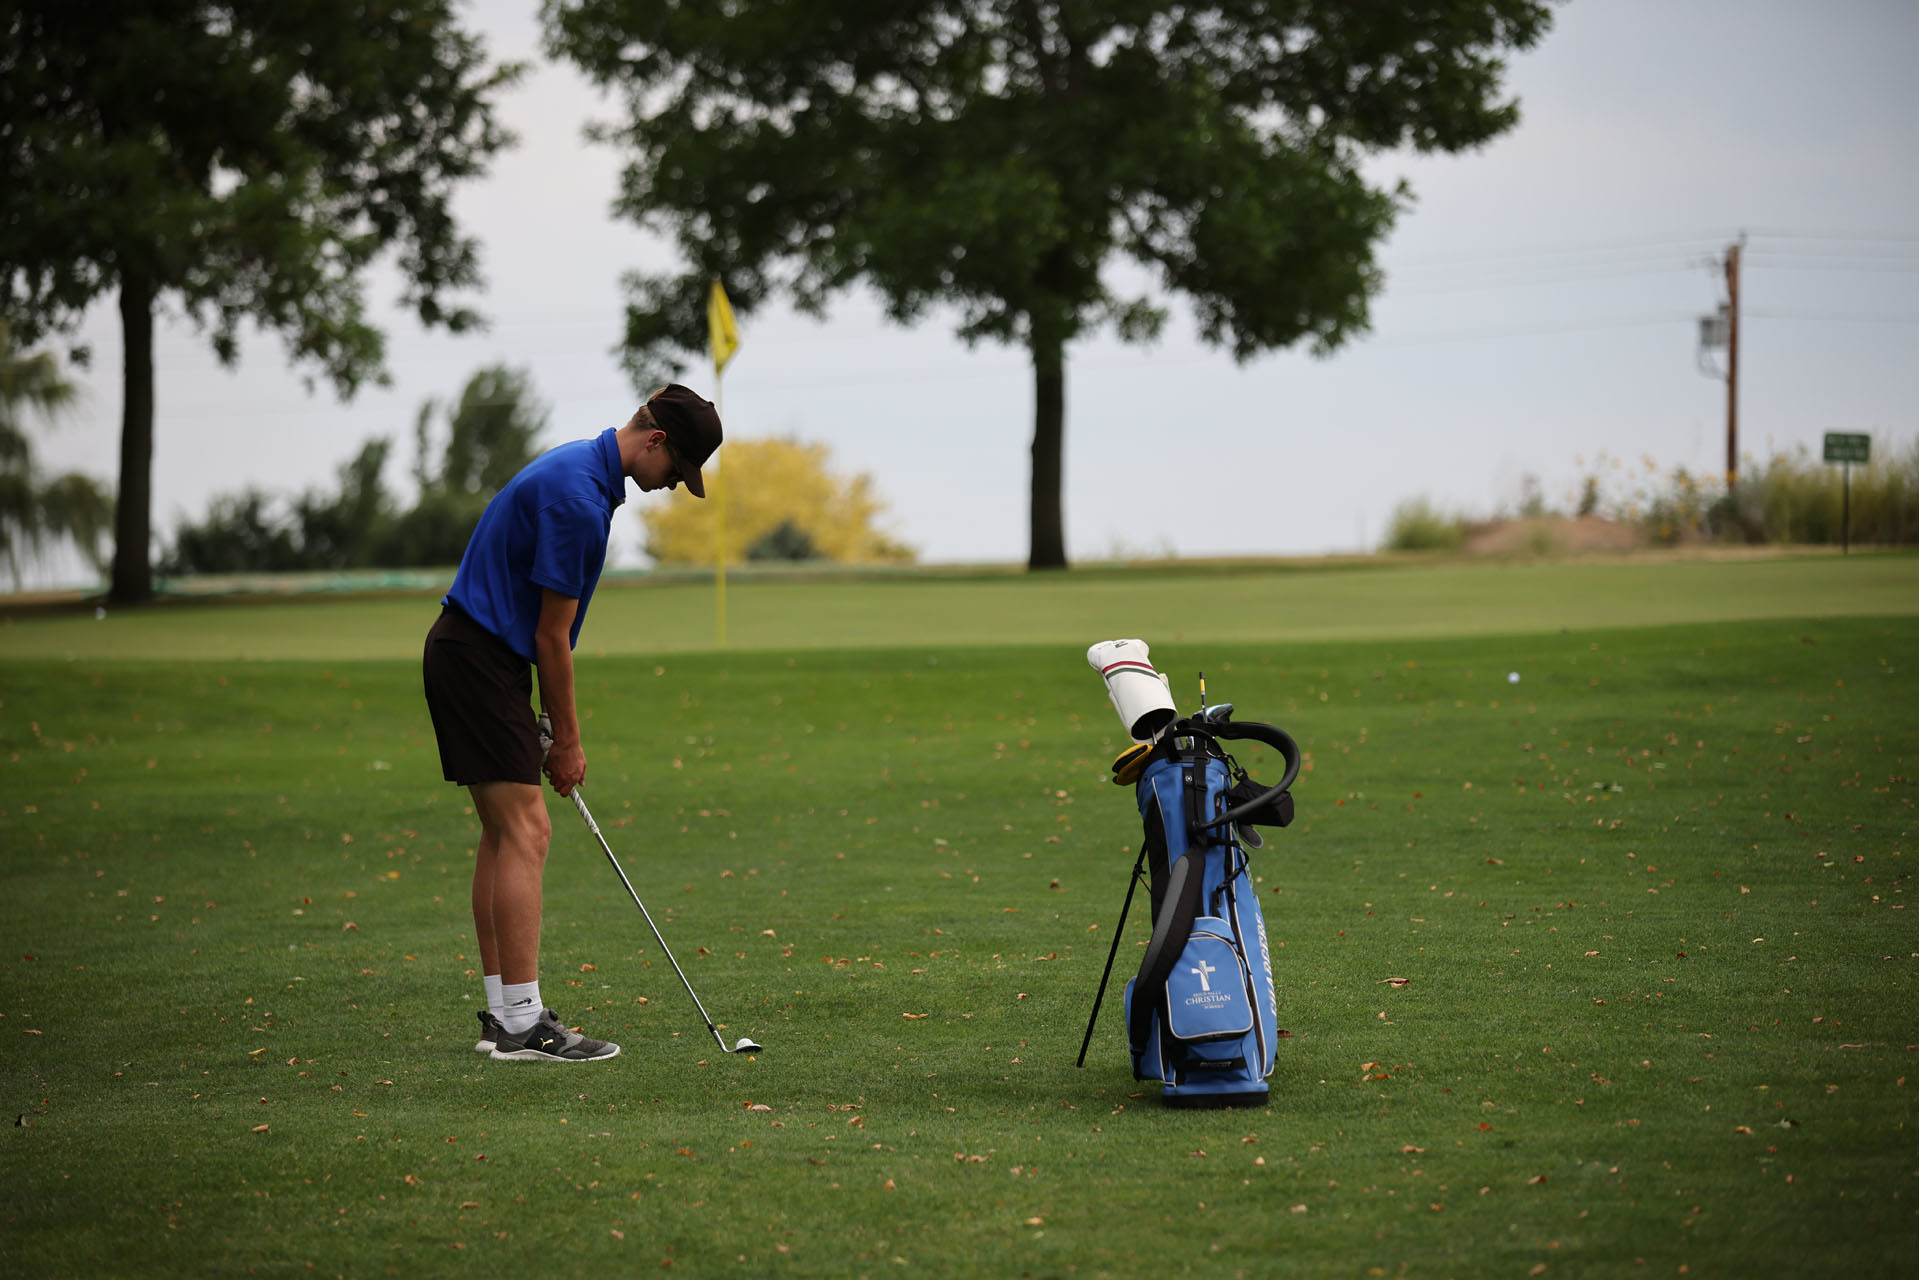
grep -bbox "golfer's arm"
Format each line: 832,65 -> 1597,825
533,588 -> 582,750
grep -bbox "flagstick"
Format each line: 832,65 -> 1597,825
706,277 -> 739,649
713,372 -> 726,647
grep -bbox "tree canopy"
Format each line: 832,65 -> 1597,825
642,437 -> 914,568
161,363 -> 549,574
432,365 -> 550,497
544,0 -> 1551,568
0,323 -> 113,588
0,1 -> 521,600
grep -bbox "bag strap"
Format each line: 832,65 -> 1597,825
1129,844 -> 1205,1056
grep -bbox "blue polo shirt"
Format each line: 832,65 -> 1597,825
444,429 -> 626,662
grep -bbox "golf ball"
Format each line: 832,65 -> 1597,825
1507,671 -> 1520,684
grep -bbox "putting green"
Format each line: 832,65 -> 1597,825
2,551 -> 1913,662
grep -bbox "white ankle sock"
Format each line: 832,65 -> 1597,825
483,974 -> 504,1021
500,980 -> 543,1034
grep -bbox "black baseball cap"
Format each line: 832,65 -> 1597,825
647,384 -> 723,498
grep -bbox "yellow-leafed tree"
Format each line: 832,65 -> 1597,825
641,437 -> 914,567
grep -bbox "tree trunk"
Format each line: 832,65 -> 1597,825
109,270 -> 155,603
1027,317 -> 1068,571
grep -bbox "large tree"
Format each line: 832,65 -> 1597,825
544,0 -> 1550,568
0,1 -> 521,602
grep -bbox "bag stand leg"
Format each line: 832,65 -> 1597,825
1076,845 -> 1149,1068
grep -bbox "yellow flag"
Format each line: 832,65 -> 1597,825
708,279 -> 740,373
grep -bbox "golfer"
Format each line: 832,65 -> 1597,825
422,384 -> 722,1061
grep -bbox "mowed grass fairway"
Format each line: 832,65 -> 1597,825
1,554 -> 1914,1277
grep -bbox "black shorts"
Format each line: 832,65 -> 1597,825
422,604 -> 542,786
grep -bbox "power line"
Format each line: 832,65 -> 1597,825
1743,257 -> 1919,273
1386,231 -> 1731,270
1745,227 -> 1919,245
1388,260 -> 1705,296
1745,309 -> 1919,325
1369,311 -> 1697,347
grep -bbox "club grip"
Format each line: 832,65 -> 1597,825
571,788 -> 598,834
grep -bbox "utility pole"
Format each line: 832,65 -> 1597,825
1723,236 -> 1743,491
1696,233 -> 1747,493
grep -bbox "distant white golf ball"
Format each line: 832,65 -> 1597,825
1507,671 -> 1520,684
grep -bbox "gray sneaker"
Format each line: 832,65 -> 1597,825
474,1010 -> 506,1053
488,1009 -> 621,1062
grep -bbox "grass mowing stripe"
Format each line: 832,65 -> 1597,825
3,550 -> 1915,661
1,616 -> 1912,1275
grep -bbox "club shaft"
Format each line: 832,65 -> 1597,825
571,789 -> 728,1052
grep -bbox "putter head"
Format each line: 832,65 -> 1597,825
733,1037 -> 763,1053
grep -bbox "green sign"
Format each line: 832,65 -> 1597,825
1824,432 -> 1871,464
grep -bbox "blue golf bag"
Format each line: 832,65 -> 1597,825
1076,676 -> 1301,1107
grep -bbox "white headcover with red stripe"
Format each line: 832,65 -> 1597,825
1087,638 -> 1177,742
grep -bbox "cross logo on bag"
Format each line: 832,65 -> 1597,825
1190,959 -> 1216,992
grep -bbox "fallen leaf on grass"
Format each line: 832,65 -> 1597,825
902,1013 -> 928,1020
251,1124 -> 269,1133
1380,977 -> 1410,988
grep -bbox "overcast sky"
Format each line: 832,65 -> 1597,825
28,0 -> 1919,582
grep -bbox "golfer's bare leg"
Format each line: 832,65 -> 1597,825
469,781 -> 550,986
470,825 -> 504,980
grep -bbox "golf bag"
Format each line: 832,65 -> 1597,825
1079,644 -> 1301,1108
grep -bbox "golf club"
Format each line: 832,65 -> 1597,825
568,788 -> 763,1055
